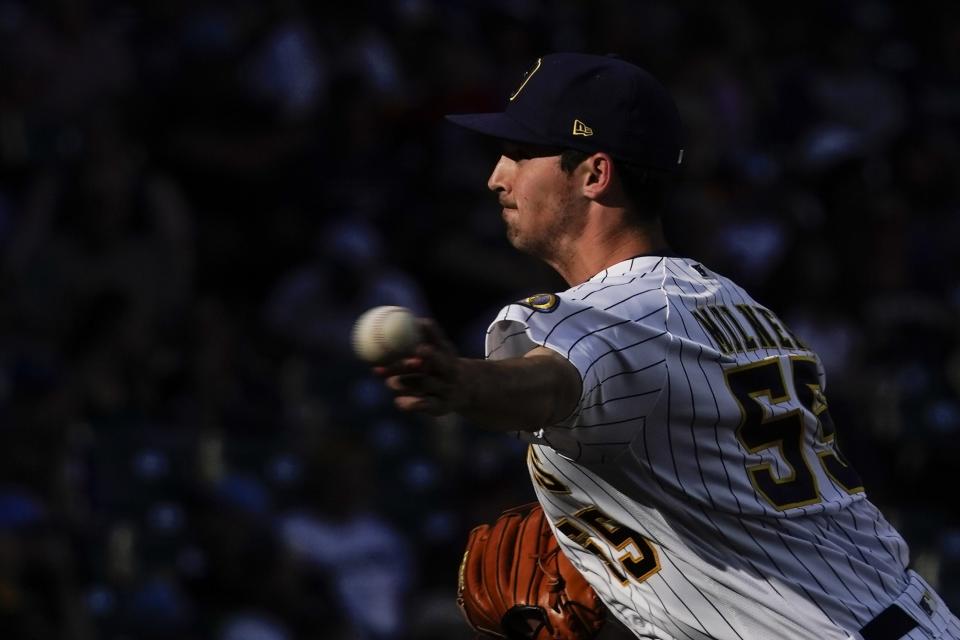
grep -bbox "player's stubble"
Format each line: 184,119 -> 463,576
503,173 -> 586,266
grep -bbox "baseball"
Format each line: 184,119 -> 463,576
351,306 -> 420,364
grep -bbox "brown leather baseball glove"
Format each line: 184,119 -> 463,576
457,502 -> 607,640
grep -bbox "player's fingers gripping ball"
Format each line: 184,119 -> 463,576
351,305 -> 420,364
458,503 -> 607,640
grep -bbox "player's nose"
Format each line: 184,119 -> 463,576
487,156 -> 512,194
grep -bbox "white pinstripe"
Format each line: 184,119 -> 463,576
485,256 -> 960,639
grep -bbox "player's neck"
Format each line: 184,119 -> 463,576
550,217 -> 670,286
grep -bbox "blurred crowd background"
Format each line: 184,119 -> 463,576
0,0 -> 958,638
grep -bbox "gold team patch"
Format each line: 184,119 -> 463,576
518,293 -> 559,312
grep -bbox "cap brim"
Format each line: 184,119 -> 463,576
444,112 -> 553,146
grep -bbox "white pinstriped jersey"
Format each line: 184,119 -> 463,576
485,256 -> 960,640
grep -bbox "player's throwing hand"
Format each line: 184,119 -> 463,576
373,318 -> 465,416
364,311 -> 581,431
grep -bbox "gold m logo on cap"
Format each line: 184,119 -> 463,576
509,57 -> 542,101
572,119 -> 593,136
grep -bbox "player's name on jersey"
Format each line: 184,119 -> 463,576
690,303 -> 808,355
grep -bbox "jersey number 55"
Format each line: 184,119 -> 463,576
725,355 -> 864,511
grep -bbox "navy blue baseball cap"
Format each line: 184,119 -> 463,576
446,53 -> 685,173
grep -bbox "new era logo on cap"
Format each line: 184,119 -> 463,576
445,52 -> 685,173
573,120 -> 593,137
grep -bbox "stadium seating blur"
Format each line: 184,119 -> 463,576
0,1 -> 957,638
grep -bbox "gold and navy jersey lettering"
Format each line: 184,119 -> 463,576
690,303 -> 805,355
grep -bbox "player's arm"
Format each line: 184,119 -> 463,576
375,320 -> 581,432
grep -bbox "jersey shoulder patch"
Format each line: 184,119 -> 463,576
516,293 -> 560,312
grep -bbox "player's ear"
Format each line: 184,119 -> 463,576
579,152 -> 614,201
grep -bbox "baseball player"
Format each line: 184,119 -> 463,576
377,53 -> 960,639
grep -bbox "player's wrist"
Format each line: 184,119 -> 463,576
446,357 -> 475,415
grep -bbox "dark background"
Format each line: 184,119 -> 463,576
0,1 -> 958,638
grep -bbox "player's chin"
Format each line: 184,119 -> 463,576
507,234 -> 544,259
502,212 -> 519,236
504,226 -> 525,251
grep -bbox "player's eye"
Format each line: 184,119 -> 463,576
501,142 -> 562,161
501,142 -> 529,161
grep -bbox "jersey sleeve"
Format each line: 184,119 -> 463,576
485,293 -> 669,463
